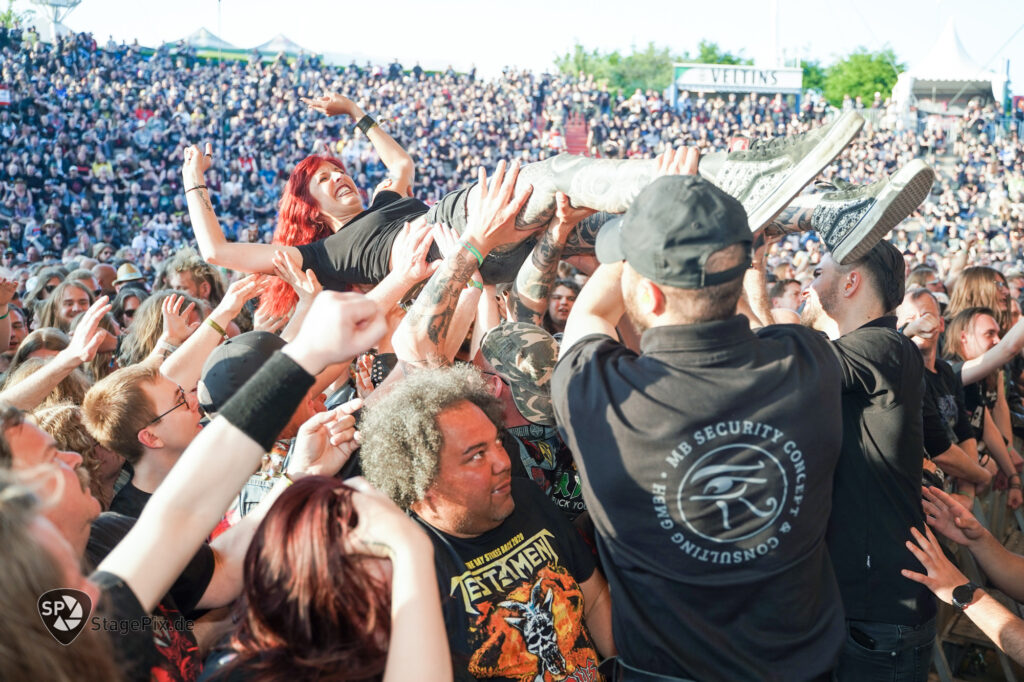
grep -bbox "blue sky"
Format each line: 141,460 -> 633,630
15,0 -> 1024,95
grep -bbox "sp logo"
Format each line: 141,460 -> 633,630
677,444 -> 787,543
37,588 -> 92,645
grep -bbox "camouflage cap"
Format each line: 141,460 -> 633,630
481,322 -> 558,426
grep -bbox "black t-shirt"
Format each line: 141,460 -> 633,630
948,359 -> 999,440
552,317 -> 845,681
925,358 -> 975,447
109,479 -> 150,518
415,478 -> 600,682
826,316 -> 936,625
87,513 -> 213,681
296,190 -> 429,287
504,423 -> 586,521
89,570 -> 160,681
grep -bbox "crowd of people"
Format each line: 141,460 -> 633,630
4,21 -> 1024,682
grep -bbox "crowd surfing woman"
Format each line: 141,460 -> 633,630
183,92 -> 788,317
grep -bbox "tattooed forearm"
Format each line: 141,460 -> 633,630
516,228 -> 565,302
195,188 -> 214,213
763,206 -> 814,237
505,288 -> 543,326
563,212 -> 611,257
404,249 -> 479,350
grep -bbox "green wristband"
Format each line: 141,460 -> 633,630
459,240 -> 484,266
466,279 -> 483,290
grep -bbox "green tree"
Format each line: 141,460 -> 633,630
689,40 -> 753,66
823,48 -> 904,107
801,59 -> 827,93
0,0 -> 32,29
554,40 -> 753,95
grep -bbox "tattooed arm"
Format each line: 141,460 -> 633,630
183,143 -> 297,273
393,160 -> 534,366
508,192 -> 591,324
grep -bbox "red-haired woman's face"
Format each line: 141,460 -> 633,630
308,162 -> 362,225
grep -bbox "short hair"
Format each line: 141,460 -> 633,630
659,243 -> 747,323
162,247 -> 225,305
906,266 -> 938,290
845,240 -> 905,313
358,365 -> 504,510
551,278 -> 581,296
943,306 -> 997,361
82,363 -> 160,465
905,287 -> 939,310
769,278 -> 799,300
66,268 -> 98,288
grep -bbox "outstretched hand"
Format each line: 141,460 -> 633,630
273,250 -> 323,305
464,160 -> 535,254
391,217 -> 441,283
61,296 -> 112,365
922,485 -> 987,547
654,147 -> 700,177
216,273 -> 270,320
902,524 -> 968,605
161,294 -> 199,345
0,278 -> 18,307
301,92 -> 361,118
288,398 -> 363,478
182,143 -> 214,185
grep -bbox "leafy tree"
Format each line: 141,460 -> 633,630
0,0 -> 32,29
689,40 -> 753,66
555,40 -> 753,95
823,48 -> 904,106
801,59 -> 827,93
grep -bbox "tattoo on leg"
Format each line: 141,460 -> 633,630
763,206 -> 814,237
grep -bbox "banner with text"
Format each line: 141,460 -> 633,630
673,64 -> 803,95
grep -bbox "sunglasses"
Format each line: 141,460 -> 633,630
146,385 -> 189,425
123,308 -> 136,319
44,283 -> 57,294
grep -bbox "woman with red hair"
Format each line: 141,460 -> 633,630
203,476 -> 451,680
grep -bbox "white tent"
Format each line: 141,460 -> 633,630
892,19 -> 1006,113
253,34 -> 308,56
179,27 -> 237,51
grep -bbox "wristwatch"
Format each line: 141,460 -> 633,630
952,581 -> 981,610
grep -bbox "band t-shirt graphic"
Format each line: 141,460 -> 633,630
419,479 -> 602,682
504,423 -> 587,521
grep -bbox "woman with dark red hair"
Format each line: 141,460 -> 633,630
203,476 -> 451,680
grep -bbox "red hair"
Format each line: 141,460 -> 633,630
220,477 -> 391,680
261,155 -> 350,317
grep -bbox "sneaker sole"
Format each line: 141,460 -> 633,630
747,111 -> 865,232
831,159 -> 935,265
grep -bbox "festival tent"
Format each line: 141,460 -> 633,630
180,27 -> 238,52
891,18 -> 1007,113
253,34 -> 309,57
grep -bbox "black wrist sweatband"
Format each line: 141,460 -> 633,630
355,114 -> 377,135
218,351 -> 315,452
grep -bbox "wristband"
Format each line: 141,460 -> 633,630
459,240 -> 484,266
0,311 -> 9,321
355,114 -> 377,135
466,279 -> 483,291
219,351 -> 315,452
156,340 -> 179,353
206,318 -> 228,338
185,185 -> 208,194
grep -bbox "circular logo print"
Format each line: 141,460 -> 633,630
676,444 -> 787,544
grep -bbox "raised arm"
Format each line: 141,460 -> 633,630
182,143 -> 298,273
161,275 -> 269,391
393,161 -> 533,366
560,262 -> 624,354
95,291 -> 387,612
0,297 -> 111,410
508,192 -> 592,325
303,93 -> 415,197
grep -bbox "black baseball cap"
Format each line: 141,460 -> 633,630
197,331 -> 286,414
595,175 -> 752,289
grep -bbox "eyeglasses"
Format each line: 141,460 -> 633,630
146,385 -> 188,425
996,281 -> 1008,289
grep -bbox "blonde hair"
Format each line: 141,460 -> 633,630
948,267 -> 1011,332
117,290 -> 201,367
4,359 -> 91,408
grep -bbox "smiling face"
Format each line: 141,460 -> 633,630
307,161 -> 363,227
414,401 -> 514,538
59,285 -> 90,326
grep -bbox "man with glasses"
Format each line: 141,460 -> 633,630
82,363 -> 203,518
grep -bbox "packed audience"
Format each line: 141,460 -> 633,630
4,21 -> 1024,682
